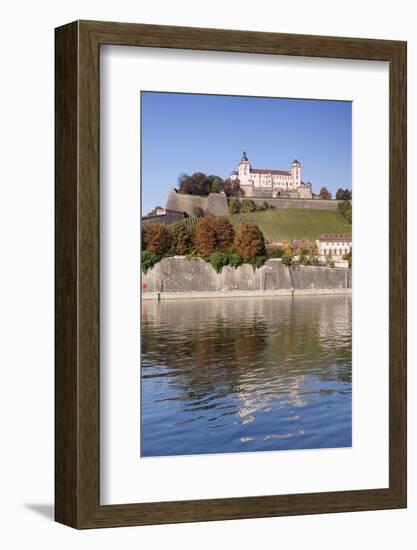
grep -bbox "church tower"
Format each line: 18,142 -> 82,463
291,159 -> 301,188
238,151 -> 251,184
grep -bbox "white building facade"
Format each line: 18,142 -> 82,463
316,234 -> 352,258
229,151 -> 312,198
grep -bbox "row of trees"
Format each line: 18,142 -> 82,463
335,188 -> 352,201
189,198 -> 274,218
317,187 -> 352,201
267,240 -> 320,267
229,198 -> 275,214
142,218 -> 335,272
142,217 -> 266,267
178,172 -> 243,197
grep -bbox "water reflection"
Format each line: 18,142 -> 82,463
141,295 -> 352,457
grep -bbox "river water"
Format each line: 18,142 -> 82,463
141,295 -> 352,457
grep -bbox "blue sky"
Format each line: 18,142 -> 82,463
141,92 -> 352,214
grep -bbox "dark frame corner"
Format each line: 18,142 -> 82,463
55,20 -> 407,529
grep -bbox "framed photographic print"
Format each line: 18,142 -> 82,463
55,20 -> 406,528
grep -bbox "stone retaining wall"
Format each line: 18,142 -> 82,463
166,188 -> 340,216
250,198 -> 340,210
142,257 -> 351,295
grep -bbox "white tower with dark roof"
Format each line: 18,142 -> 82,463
291,159 -> 301,188
238,151 -> 251,184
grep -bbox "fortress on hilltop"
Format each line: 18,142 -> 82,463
229,152 -> 313,199
160,151 -> 333,217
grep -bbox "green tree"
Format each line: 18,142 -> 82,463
228,251 -> 243,268
233,223 -> 266,261
141,250 -> 161,273
178,172 -> 212,196
239,199 -> 257,213
281,254 -> 293,266
223,177 -> 243,197
171,223 -> 193,255
325,253 -> 335,268
208,175 -> 224,193
209,251 -> 229,273
336,188 -> 352,201
338,200 -> 352,224
228,197 -> 240,214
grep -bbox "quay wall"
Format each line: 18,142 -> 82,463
142,257 -> 351,296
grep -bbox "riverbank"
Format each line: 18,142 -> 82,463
142,288 -> 352,300
142,256 -> 351,296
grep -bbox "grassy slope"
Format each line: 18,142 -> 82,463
179,208 -> 351,242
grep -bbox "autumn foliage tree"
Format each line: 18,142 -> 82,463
194,216 -> 218,256
233,223 -> 266,261
170,223 -> 194,255
214,218 -> 235,251
194,216 -> 235,256
281,240 -> 294,257
319,187 -> 332,200
142,223 -> 172,254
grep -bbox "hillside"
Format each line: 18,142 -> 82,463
178,208 -> 351,242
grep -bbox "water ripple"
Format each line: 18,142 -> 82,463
141,295 -> 352,457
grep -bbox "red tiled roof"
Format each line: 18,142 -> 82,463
251,168 -> 291,176
318,234 -> 352,242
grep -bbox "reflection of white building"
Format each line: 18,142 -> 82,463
316,234 -> 352,258
230,151 -> 313,198
235,375 -> 308,424
317,295 -> 352,348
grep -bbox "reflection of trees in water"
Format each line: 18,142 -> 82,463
141,296 -> 351,413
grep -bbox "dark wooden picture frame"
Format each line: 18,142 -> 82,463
55,20 -> 407,529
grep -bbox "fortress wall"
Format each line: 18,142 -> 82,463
250,198 -> 340,210
142,211 -> 185,224
166,188 -> 340,214
206,193 -> 229,215
165,189 -> 229,216
142,257 -> 351,295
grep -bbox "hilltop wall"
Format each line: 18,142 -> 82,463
166,188 -> 340,215
250,198 -> 340,210
142,257 -> 351,296
142,211 -> 185,225
165,189 -> 229,216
